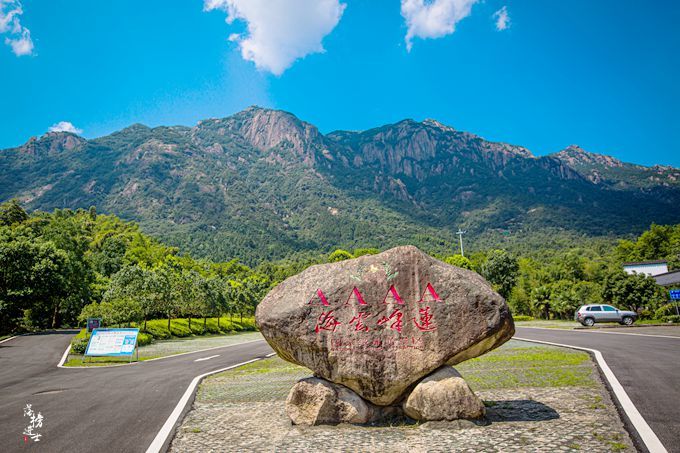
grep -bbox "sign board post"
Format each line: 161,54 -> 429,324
670,290 -> 680,316
84,328 -> 140,363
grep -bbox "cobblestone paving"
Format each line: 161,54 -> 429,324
170,341 -> 635,452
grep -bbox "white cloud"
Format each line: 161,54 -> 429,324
0,0 -> 33,56
48,121 -> 83,135
401,0 -> 479,51
493,6 -> 510,31
204,0 -> 346,76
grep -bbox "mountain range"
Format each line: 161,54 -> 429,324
2,106 -> 679,263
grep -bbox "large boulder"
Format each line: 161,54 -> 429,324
256,245 -> 514,406
286,377 -> 376,425
402,366 -> 485,421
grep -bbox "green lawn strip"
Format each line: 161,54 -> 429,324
197,340 -> 596,405
0,334 -> 13,341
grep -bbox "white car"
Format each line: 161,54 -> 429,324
574,304 -> 638,327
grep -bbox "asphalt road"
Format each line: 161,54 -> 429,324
0,331 -> 272,453
515,326 -> 680,453
2,328 -> 677,453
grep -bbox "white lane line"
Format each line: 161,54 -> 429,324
515,336 -> 668,453
145,357 -> 266,453
582,330 -> 680,340
519,326 -> 680,339
57,345 -> 71,368
142,339 -> 265,363
194,354 -> 220,362
0,335 -> 18,344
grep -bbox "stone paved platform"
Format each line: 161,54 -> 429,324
170,341 -> 635,452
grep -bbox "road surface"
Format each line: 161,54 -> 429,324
0,331 -> 272,453
516,326 -> 680,453
2,327 -> 677,452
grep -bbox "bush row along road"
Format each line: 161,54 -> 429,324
0,327 -> 678,453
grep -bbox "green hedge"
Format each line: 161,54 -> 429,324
70,316 -> 256,353
661,315 -> 680,323
513,315 -> 534,322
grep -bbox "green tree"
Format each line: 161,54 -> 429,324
444,254 -> 474,270
0,199 -> 28,226
530,285 -> 552,319
602,271 -> 666,313
481,250 -> 519,299
0,227 -> 69,330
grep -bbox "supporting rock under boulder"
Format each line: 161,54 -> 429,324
402,366 -> 485,421
286,377 -> 379,425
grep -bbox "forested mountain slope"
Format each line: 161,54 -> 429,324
2,107 -> 678,263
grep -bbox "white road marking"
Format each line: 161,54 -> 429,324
519,326 -> 680,339
145,357 -> 266,453
57,345 -> 71,368
515,336 -> 668,453
194,354 -> 220,362
0,335 -> 17,344
581,330 -> 680,340
142,339 -> 265,363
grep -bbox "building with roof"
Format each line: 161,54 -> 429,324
623,260 -> 669,277
653,269 -> 680,287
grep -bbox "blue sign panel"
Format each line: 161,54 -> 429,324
85,328 -> 139,357
670,290 -> 680,300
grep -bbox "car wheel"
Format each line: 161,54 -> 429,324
622,316 -> 634,326
583,317 -> 595,327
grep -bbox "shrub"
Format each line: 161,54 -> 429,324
353,248 -> 380,257
661,315 -> 680,323
70,337 -> 89,354
328,249 -> 354,262
513,315 -> 534,322
654,304 -> 677,319
444,255 -> 474,270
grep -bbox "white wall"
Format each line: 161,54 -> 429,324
623,263 -> 669,277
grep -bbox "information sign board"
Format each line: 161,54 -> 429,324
670,290 -> 680,300
86,317 -> 102,333
84,328 -> 139,357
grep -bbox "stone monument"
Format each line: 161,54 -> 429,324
255,245 -> 514,425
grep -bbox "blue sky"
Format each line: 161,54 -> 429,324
1,0 -> 678,166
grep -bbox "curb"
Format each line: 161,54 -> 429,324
145,352 -> 277,453
514,337 -> 667,453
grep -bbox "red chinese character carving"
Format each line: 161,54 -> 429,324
418,283 -> 442,303
308,289 -> 330,306
315,310 -> 341,333
349,312 -> 372,332
413,306 -> 437,331
377,308 -> 403,332
382,285 -> 404,305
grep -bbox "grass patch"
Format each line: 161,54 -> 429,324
199,339 -> 597,404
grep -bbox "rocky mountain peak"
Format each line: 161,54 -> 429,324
422,118 -> 456,132
554,145 -> 624,168
19,132 -> 86,157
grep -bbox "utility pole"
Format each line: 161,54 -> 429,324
456,229 -> 466,257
